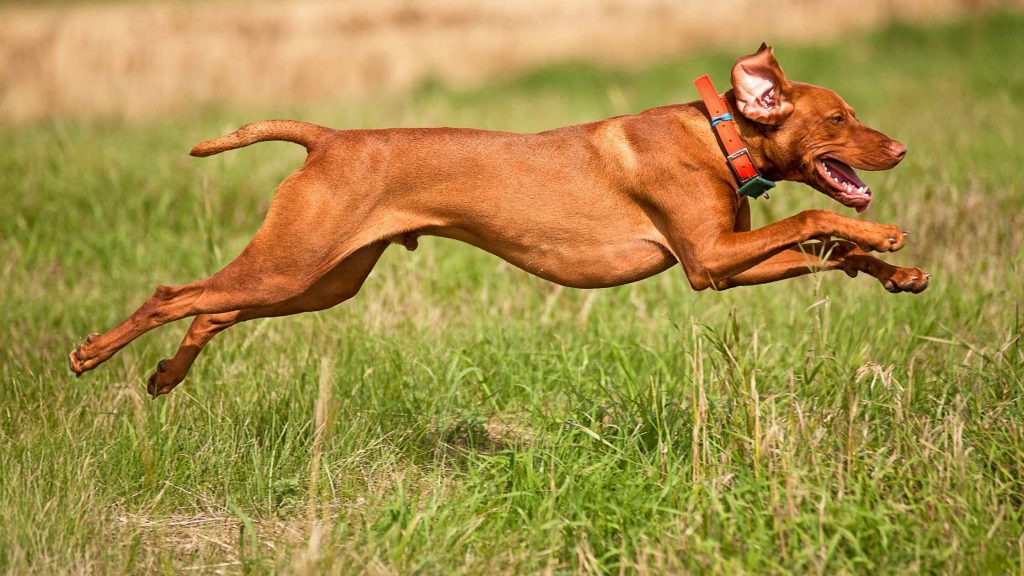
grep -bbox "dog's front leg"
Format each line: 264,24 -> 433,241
669,209 -> 907,290
711,241 -> 929,292
833,247 -> 931,293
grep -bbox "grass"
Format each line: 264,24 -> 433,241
2,13 -> 1024,574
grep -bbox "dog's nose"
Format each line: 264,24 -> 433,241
887,141 -> 907,160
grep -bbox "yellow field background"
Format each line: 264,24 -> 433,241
1,0 -> 1019,121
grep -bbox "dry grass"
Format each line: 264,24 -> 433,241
1,0 -> 1019,121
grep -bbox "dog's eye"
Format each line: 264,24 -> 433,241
831,113 -> 845,124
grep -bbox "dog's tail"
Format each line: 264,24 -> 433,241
189,120 -> 330,157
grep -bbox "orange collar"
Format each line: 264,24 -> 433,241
694,74 -> 775,199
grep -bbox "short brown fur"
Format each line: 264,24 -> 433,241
69,45 -> 928,397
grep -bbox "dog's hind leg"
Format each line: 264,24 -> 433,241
68,174 -> 386,377
144,242 -> 388,397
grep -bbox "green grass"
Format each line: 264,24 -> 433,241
3,13 -> 1024,574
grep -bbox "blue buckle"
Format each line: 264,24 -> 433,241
710,113 -> 733,127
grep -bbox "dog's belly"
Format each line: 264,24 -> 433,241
506,239 -> 677,288
428,223 -> 677,289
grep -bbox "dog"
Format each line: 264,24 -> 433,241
69,44 -> 929,397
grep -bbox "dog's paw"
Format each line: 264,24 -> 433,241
882,267 -> 930,294
146,358 -> 181,398
857,224 -> 906,253
68,332 -> 101,376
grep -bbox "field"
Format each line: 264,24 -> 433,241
0,0 -> 998,121
2,14 -> 1024,574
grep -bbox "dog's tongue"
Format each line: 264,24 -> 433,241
823,158 -> 872,213
823,158 -> 866,188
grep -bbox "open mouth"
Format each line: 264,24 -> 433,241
816,157 -> 872,213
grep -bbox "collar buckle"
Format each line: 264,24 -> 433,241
726,148 -> 757,183
726,148 -> 775,198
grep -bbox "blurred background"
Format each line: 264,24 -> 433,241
2,0 -> 1020,121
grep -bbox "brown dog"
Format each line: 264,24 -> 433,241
69,44 -> 928,397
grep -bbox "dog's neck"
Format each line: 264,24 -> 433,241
722,89 -> 780,180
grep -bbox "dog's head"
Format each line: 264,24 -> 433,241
731,43 -> 906,213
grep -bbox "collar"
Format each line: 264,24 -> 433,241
694,74 -> 775,199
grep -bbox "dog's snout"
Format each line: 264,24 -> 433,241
887,140 -> 907,161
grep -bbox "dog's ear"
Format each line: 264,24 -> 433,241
731,43 -> 794,126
